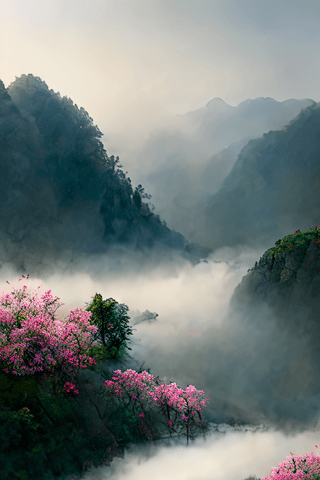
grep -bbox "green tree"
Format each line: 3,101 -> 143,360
85,294 -> 133,360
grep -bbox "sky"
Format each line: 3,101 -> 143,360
2,1 -> 320,479
1,0 -> 320,163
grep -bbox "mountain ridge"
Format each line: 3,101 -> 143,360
188,101 -> 320,251
132,95 -> 315,243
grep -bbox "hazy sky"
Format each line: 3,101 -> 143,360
1,0 -> 320,159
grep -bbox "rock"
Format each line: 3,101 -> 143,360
231,226 -> 320,340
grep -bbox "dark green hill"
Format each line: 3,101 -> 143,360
224,227 -> 320,431
231,226 -> 320,361
233,226 -> 320,300
0,74 -> 209,275
197,102 -> 320,251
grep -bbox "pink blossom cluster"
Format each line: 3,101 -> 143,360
0,277 -> 98,380
262,447 -> 320,480
104,369 -> 210,441
147,382 -> 209,419
105,369 -> 158,402
63,382 -> 80,396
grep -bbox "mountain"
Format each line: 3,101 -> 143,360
227,227 -> 320,430
232,226 -> 320,322
0,74 -> 209,276
180,97 -> 234,129
198,97 -> 315,152
130,97 -> 314,241
195,101 -> 320,251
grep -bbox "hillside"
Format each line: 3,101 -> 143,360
231,226 -> 320,327
224,227 -> 320,431
131,97 -> 314,241
194,102 -> 320,251
0,74 -> 209,276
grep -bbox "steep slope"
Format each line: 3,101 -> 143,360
199,97 -> 315,151
224,227 -> 320,430
0,75 -> 208,275
131,97 -> 314,241
232,226 -> 320,314
195,102 -> 320,251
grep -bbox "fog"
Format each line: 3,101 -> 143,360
2,0 -> 320,163
2,1 -> 320,478
1,241 -> 320,480
124,97 -> 315,243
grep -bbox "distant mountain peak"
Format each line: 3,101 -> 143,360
205,97 -> 230,108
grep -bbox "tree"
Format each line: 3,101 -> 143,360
106,154 -> 123,173
0,277 -> 98,382
133,184 -> 152,211
85,293 -> 134,360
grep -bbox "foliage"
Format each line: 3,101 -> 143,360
0,385 -> 118,480
0,372 -> 39,409
85,293 -> 134,360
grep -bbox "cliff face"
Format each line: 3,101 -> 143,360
231,227 -> 320,340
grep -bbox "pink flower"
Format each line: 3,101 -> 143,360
63,382 -> 79,395
104,368 -> 210,444
0,278 -> 97,379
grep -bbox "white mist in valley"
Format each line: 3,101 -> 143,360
1,244 -> 319,480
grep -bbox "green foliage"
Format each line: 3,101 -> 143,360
0,382 -> 118,480
108,406 -> 147,446
268,226 -> 320,259
85,293 -> 134,360
86,344 -> 113,363
103,400 -> 162,447
0,373 -> 39,409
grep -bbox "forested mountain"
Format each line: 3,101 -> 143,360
0,74 -> 208,275
192,101 -> 320,251
203,227 -> 320,432
130,97 -> 314,240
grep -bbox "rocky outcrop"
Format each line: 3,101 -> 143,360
231,226 -> 320,341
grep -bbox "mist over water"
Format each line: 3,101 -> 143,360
1,243 -> 320,480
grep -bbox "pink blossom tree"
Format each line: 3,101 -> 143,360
0,275 -> 98,396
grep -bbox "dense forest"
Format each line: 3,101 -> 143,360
0,74 -> 209,277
